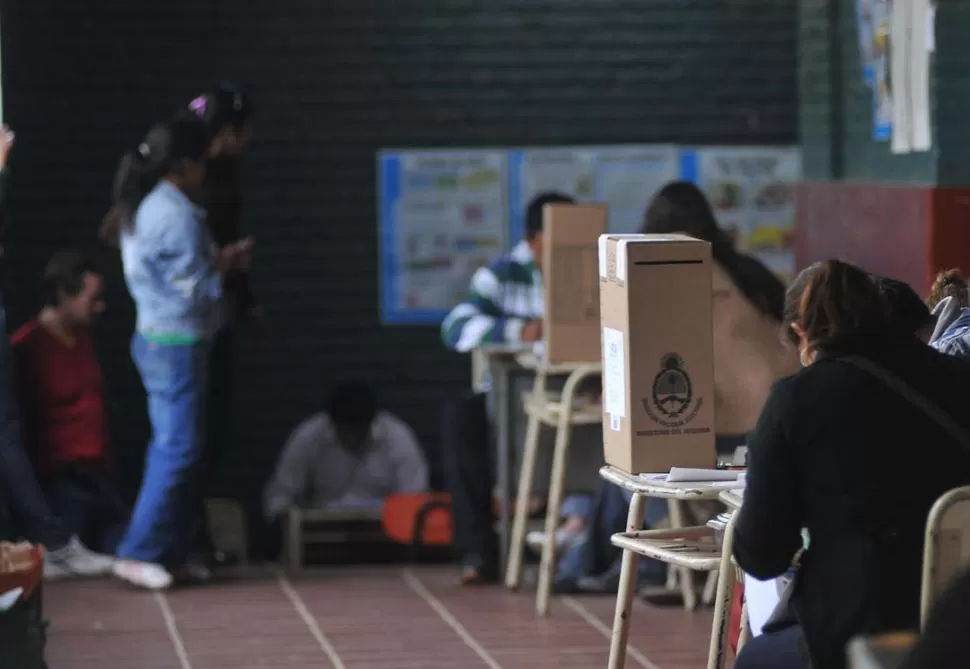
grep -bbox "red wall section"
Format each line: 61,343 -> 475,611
795,183 -> 970,292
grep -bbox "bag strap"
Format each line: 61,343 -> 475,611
839,355 -> 970,452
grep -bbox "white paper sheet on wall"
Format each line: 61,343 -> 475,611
910,0 -> 932,151
890,0 -> 911,154
891,0 -> 933,154
602,327 -> 626,427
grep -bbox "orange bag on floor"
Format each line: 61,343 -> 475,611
382,493 -> 453,547
729,580 -> 745,655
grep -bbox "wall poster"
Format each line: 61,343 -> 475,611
684,147 -> 802,283
507,145 -> 679,239
378,150 -> 508,324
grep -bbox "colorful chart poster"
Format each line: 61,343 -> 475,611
685,147 -> 802,282
507,145 -> 679,239
378,150 -> 508,324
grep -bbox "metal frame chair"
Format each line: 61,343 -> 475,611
503,359 -> 602,617
920,485 -> 970,627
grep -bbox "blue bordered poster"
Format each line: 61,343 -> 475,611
378,150 -> 508,324
507,145 -> 679,240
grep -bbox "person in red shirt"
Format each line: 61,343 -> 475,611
12,252 -> 128,558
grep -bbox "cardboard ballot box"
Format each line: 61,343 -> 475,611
542,203 -> 608,364
598,234 -> 716,473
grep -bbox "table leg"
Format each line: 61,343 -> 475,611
492,359 -> 513,576
706,513 -> 739,669
608,492 -> 647,669
667,499 -> 698,611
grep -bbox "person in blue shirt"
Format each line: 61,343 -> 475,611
102,117 -> 252,590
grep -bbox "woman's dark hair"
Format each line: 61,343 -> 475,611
525,192 -> 574,240
927,269 -> 969,310
100,117 -> 211,245
641,181 -> 734,257
783,260 -> 889,352
179,84 -> 254,141
41,251 -> 98,307
644,181 -> 786,323
326,380 -> 379,432
876,276 -> 935,337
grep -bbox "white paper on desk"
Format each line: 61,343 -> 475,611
0,587 -> 23,613
666,467 -> 740,483
743,575 -> 783,638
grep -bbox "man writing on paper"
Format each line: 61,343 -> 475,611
439,192 -> 578,584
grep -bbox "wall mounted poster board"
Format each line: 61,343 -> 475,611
683,146 -> 801,282
379,150 -> 508,324
507,145 -> 679,239
379,144 -> 801,324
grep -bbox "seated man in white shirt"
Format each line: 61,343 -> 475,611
263,380 -> 429,520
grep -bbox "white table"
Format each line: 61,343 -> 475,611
600,466 -> 744,669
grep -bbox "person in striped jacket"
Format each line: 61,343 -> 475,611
441,192 -> 573,353
439,192 -> 573,584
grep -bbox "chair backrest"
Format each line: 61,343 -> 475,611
921,486 -> 970,627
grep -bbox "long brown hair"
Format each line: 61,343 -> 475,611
784,260 -> 888,352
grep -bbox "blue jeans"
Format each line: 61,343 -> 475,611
117,335 -> 209,565
734,625 -> 809,669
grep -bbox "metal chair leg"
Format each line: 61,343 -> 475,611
505,409 -> 543,588
607,493 -> 647,669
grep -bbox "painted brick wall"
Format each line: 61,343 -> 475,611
2,0 -> 796,551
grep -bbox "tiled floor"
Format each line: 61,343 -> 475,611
44,566 -> 717,669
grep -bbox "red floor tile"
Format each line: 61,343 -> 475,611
42,566 -> 718,669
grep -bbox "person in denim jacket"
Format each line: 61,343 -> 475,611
102,118 -> 252,590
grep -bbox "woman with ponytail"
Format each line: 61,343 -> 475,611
108,117 -> 251,590
733,260 -> 970,669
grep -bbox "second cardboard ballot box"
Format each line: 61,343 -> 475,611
543,203 -> 608,364
598,234 -> 715,474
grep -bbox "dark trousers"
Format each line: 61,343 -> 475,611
41,467 -> 129,555
189,327 -> 235,556
0,302 -> 69,550
0,442 -> 70,550
441,391 -> 496,573
734,626 -> 810,669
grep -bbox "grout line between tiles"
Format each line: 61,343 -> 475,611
401,568 -> 505,669
562,595 -> 663,669
154,592 -> 194,669
277,571 -> 347,669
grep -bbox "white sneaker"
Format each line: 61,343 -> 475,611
42,560 -> 70,581
112,560 -> 173,590
526,528 -> 584,554
45,536 -> 114,578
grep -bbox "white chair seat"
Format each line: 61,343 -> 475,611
611,526 -> 722,571
521,390 -> 602,426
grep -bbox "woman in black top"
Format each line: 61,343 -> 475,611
734,260 -> 970,669
178,85 -> 255,571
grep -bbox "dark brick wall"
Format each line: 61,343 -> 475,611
799,0 -> 939,183
2,0 -> 796,552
